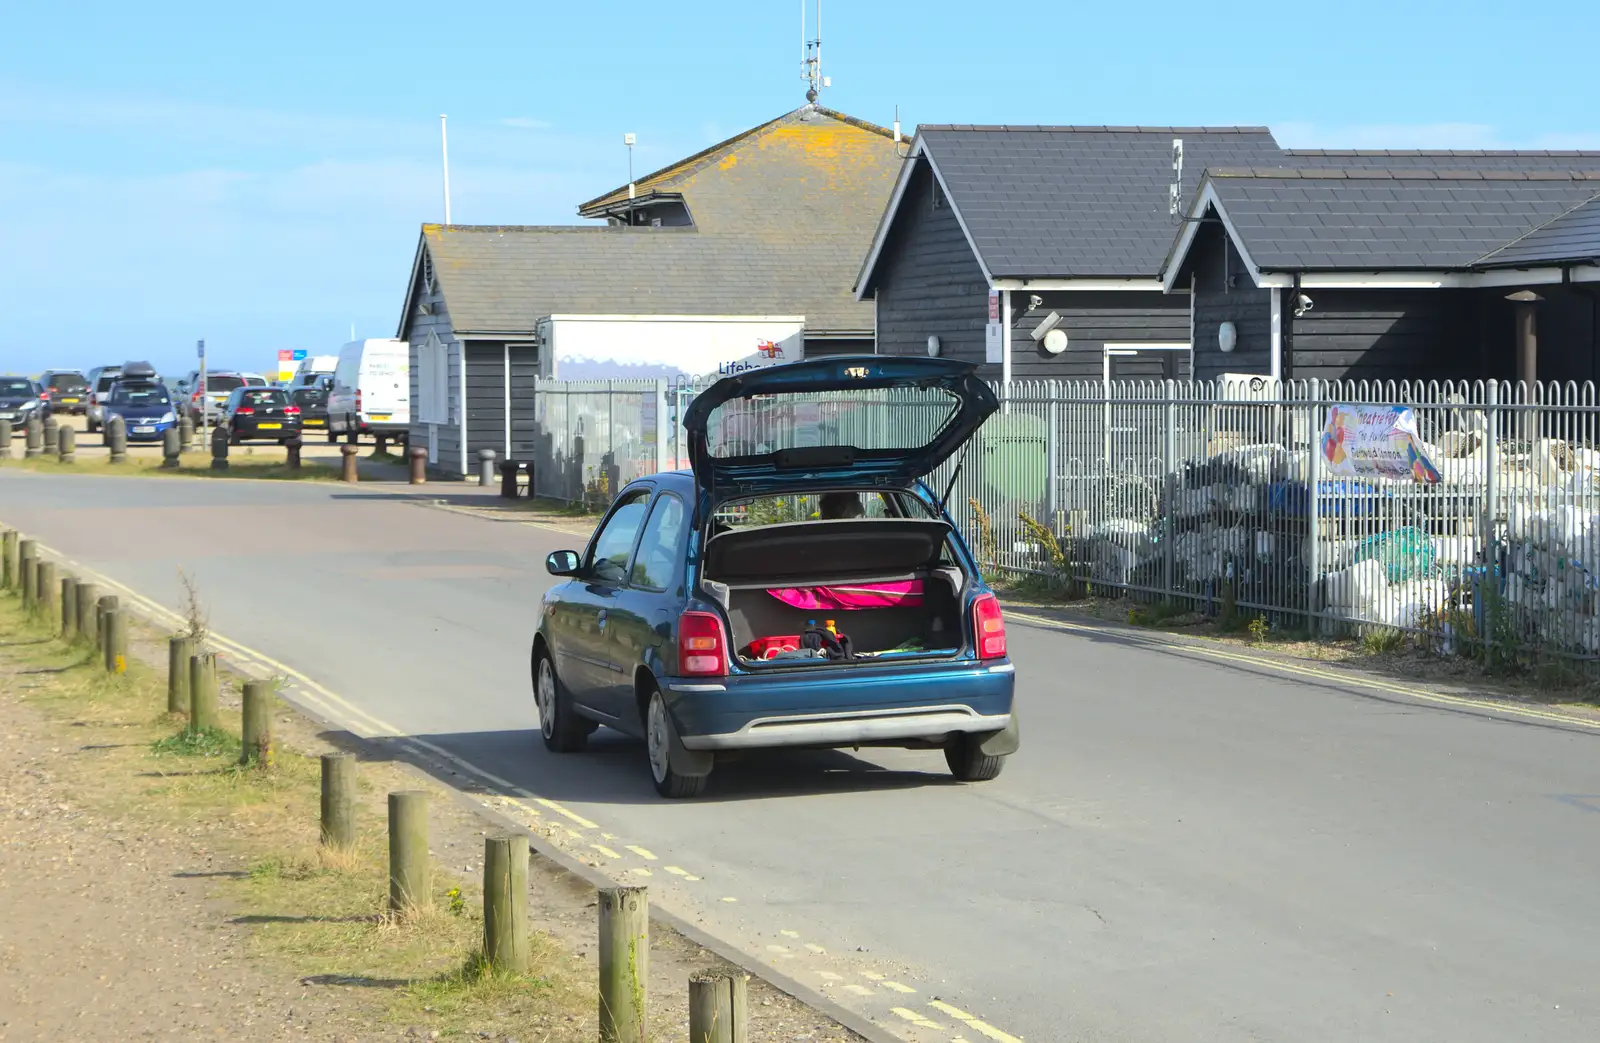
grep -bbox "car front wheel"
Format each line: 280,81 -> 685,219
534,648 -> 587,753
944,733 -> 1006,782
646,688 -> 707,798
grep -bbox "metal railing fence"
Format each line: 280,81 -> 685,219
523,375 -> 1600,666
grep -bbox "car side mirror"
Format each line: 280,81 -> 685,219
546,550 -> 583,577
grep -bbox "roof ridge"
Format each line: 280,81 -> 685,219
918,124 -> 1272,134
424,223 -> 698,235
1285,148 -> 1600,157
1206,167 -> 1600,181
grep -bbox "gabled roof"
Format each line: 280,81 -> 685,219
1475,194 -> 1600,268
399,223 -> 874,338
857,126 -> 1285,292
577,105 -> 897,223
1162,168 -> 1600,283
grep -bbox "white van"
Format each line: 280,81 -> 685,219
328,339 -> 410,442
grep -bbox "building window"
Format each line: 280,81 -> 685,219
417,330 -> 450,424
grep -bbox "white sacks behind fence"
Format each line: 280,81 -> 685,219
1322,557 -> 1453,631
1505,504 -> 1600,653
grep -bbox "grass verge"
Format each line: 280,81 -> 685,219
0,589 -> 591,1038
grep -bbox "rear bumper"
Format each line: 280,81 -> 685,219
664,659 -> 1015,750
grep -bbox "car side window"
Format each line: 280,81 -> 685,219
587,490 -> 652,584
630,494 -> 687,591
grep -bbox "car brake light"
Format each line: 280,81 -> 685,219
237,407 -> 255,415
355,388 -> 363,413
678,611 -> 728,677
40,391 -> 49,400
972,593 -> 1007,660
284,405 -> 301,416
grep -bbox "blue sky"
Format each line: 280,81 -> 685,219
3,0 -> 1598,376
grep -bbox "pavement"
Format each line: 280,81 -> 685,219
3,469 -> 1598,1043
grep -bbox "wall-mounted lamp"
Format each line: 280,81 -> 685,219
926,335 -> 941,358
1218,321 -> 1238,353
1042,328 -> 1069,355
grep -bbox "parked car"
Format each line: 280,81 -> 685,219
290,380 -> 332,437
84,365 -> 123,432
529,356 -> 1018,797
0,377 -> 50,431
101,379 -> 177,443
184,371 -> 249,426
39,370 -> 90,415
328,339 -> 409,443
291,355 -> 339,387
220,386 -> 302,444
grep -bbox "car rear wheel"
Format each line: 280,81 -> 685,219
534,648 -> 587,753
646,688 -> 707,799
944,733 -> 1006,782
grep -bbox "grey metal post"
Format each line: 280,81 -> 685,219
1162,379 -> 1176,600
23,417 -> 42,458
1305,380 -> 1322,630
41,415 -> 59,458
1483,381 -> 1500,569
478,448 -> 497,486
1046,392 -> 1060,520
57,424 -> 75,463
210,425 -> 230,470
178,414 -> 195,450
653,379 -> 669,474
161,427 -> 181,469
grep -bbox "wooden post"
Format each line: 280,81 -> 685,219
103,606 -> 127,674
689,973 -> 748,1043
598,886 -> 649,1043
179,415 -> 195,450
107,415 -> 128,464
36,560 -> 57,620
408,446 -> 427,484
1,529 -> 16,588
483,834 -> 530,973
61,577 -> 78,638
42,415 -> 59,458
23,417 -> 42,458
188,652 -> 218,731
285,438 -> 302,471
18,539 -> 36,609
0,421 -> 11,458
240,680 -> 272,766
340,444 -> 359,483
57,424 -> 75,464
387,791 -> 430,916
95,594 -> 118,653
320,753 -> 356,850
76,582 -> 97,645
167,635 -> 193,714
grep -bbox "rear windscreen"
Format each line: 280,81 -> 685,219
110,384 -> 170,408
704,388 -> 961,459
204,375 -> 244,393
1,379 -> 32,395
49,374 -> 87,390
241,389 -> 287,406
292,387 -> 327,406
96,375 -> 119,392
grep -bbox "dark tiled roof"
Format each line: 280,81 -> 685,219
419,224 -> 871,334
1476,195 -> 1600,267
918,126 -> 1286,278
1284,149 -> 1600,173
1205,169 -> 1600,270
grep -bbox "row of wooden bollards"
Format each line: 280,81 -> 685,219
2,526 -> 747,1041
317,759 -> 748,1042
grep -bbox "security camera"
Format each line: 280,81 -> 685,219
1292,292 -> 1314,317
1028,294 -> 1043,311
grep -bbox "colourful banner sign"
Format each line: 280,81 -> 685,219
1321,404 -> 1441,484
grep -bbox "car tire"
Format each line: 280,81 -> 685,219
229,431 -> 241,446
533,647 -> 587,753
646,687 -> 707,799
944,734 -> 1006,782
326,431 -> 337,444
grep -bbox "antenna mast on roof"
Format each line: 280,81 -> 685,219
1167,137 -> 1184,221
801,0 -> 829,104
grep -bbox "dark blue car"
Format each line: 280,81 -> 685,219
531,356 -> 1018,797
102,380 -> 177,443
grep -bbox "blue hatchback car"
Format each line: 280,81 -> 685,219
531,356 -> 1019,797
102,380 -> 178,442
